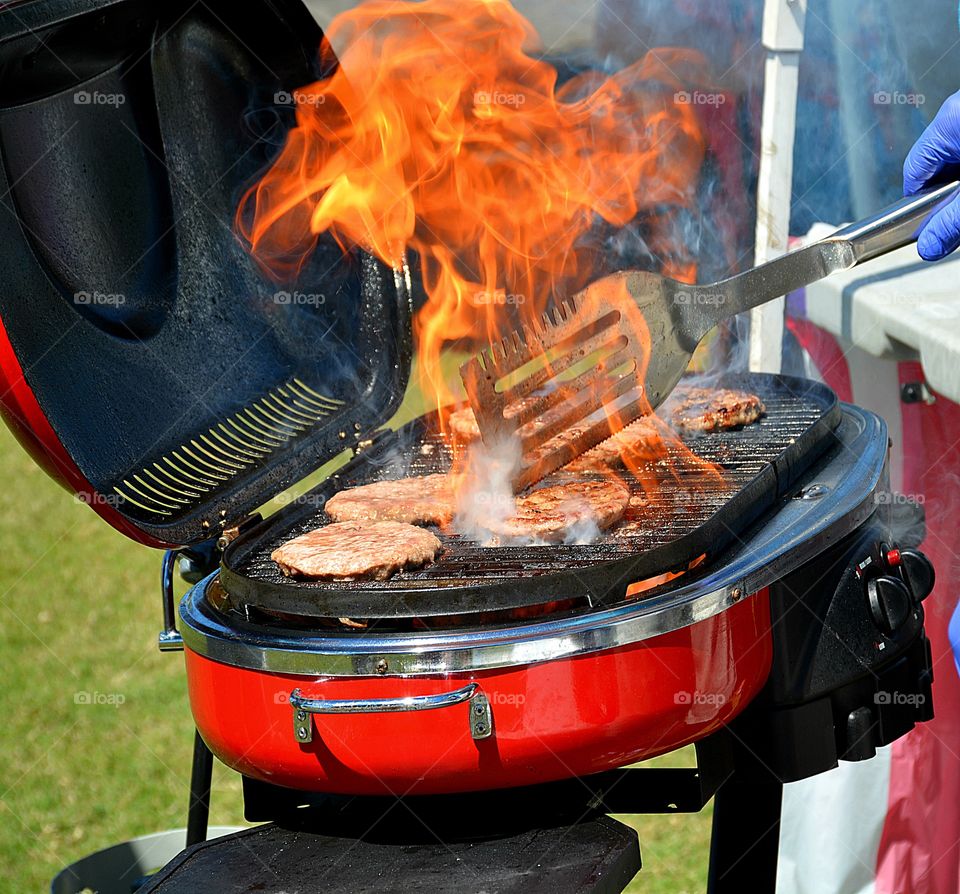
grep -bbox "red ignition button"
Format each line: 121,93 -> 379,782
885,548 -> 902,568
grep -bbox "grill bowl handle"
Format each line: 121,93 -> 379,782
288,683 -> 492,741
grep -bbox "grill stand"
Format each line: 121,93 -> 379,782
185,732 -> 213,849
147,733 -> 790,893
708,744 -> 783,892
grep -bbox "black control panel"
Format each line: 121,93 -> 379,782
859,542 -> 935,635
727,513 -> 935,783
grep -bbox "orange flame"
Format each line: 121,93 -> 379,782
237,0 -> 708,413
238,0 -> 725,532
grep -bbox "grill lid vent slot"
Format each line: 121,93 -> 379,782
114,379 -> 344,522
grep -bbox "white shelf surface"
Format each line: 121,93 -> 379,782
801,239 -> 960,404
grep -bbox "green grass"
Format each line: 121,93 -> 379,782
0,379 -> 711,890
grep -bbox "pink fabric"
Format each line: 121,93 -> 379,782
790,329 -> 960,891
875,362 -> 960,894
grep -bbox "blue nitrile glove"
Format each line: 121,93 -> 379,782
950,596 -> 960,679
903,90 -> 960,261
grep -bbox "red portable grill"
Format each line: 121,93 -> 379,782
0,1 -> 938,892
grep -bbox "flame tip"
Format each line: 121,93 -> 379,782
238,0 -> 711,489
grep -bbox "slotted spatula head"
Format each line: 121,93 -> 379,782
459,180 -> 960,492
459,270 -> 692,491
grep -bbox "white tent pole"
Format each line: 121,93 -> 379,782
749,0 -> 808,373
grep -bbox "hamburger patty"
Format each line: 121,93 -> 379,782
610,494 -> 646,535
487,478 -> 630,542
451,403 -> 661,474
272,521 -> 443,580
448,405 -> 484,443
670,387 -> 766,432
325,473 -> 456,525
448,397 -> 539,444
450,401 -> 591,458
565,416 -> 661,472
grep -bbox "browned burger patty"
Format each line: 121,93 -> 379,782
565,417 -> 661,472
449,402 -> 593,479
447,397 -> 540,444
670,387 -> 766,433
325,474 -> 456,526
612,492 -> 655,537
448,405 -> 483,443
271,520 -> 442,580
488,478 -> 630,542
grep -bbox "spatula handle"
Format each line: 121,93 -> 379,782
828,179 -> 960,263
690,180 -> 960,338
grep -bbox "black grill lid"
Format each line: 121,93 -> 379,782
0,0 -> 413,545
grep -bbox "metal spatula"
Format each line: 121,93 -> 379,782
460,181 -> 960,491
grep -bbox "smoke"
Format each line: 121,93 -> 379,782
450,433 -> 609,546
452,437 -> 520,545
558,504 -> 603,545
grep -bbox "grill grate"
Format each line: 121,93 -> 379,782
229,377 -> 834,605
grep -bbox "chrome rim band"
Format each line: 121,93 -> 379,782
179,409 -> 886,677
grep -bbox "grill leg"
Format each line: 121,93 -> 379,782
186,729 -> 213,847
707,772 -> 782,893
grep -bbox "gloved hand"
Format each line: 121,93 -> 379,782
904,90 -> 960,261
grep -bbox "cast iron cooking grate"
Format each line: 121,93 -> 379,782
221,374 -> 841,619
